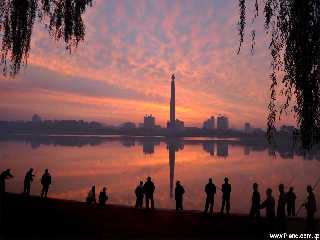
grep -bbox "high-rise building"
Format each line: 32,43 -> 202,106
32,114 -> 42,123
143,115 -> 155,128
244,122 -> 251,134
203,116 -> 215,130
169,74 -> 176,128
217,115 -> 229,130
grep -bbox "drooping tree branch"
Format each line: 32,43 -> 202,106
0,0 -> 93,76
238,0 -> 320,149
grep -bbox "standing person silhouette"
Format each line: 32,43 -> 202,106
175,181 -> 185,211
40,169 -> 51,198
86,185 -> 96,204
23,168 -> 35,196
98,187 -> 108,206
220,177 -> 231,215
286,187 -> 296,216
249,182 -> 261,219
204,178 -> 216,215
277,184 -> 287,231
303,185 -> 317,232
260,188 -> 276,220
135,181 -> 144,208
143,177 -> 155,210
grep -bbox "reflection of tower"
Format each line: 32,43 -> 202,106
170,74 -> 176,128
168,144 -> 175,199
167,141 -> 184,199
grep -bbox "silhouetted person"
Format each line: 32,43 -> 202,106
40,169 -> 51,198
0,169 -> 13,196
86,185 -> 96,204
204,178 -> 216,214
260,188 -> 275,221
175,181 -> 185,211
135,181 -> 144,208
143,177 -> 155,210
277,184 -> 287,231
23,168 -> 35,196
286,187 -> 296,216
99,187 -> 108,206
303,185 -> 317,232
220,177 -> 231,215
249,182 -> 260,219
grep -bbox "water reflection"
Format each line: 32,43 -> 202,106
2,134 -> 320,160
1,134 -> 320,216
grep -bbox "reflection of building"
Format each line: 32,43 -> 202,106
32,114 -> 42,123
120,137 -> 135,147
202,142 -> 215,155
244,146 -> 250,155
143,115 -> 156,129
217,142 -> 228,157
142,142 -> 155,154
140,139 -> 161,154
217,116 -> 229,130
203,116 -> 215,130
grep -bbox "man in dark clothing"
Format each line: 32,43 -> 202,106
277,184 -> 287,231
277,184 -> 287,217
204,178 -> 216,214
23,168 -> 35,196
0,169 -> 14,196
249,182 -> 260,219
135,181 -> 144,208
143,176 -> 155,210
99,187 -> 108,206
260,188 -> 275,220
40,169 -> 51,198
175,181 -> 185,211
286,187 -> 296,216
303,185 -> 317,232
220,177 -> 231,215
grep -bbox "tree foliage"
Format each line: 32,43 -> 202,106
0,0 -> 93,75
238,0 -> 320,149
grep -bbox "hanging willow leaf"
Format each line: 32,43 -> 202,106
0,0 -> 93,76
238,0 -> 320,149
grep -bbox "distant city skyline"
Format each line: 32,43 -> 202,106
0,0 -> 296,129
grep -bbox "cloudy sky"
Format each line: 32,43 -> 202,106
0,0 -> 295,128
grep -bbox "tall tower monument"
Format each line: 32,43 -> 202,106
170,74 -> 175,128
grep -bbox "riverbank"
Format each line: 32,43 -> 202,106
0,193 -> 318,240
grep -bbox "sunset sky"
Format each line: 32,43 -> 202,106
0,0 -> 295,129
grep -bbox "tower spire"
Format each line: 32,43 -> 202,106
170,74 -> 176,128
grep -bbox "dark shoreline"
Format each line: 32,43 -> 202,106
1,193 -> 318,240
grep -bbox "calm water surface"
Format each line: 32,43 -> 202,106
1,135 -> 319,217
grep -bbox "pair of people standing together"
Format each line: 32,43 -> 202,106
135,176 -> 156,209
204,177 -> 231,215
